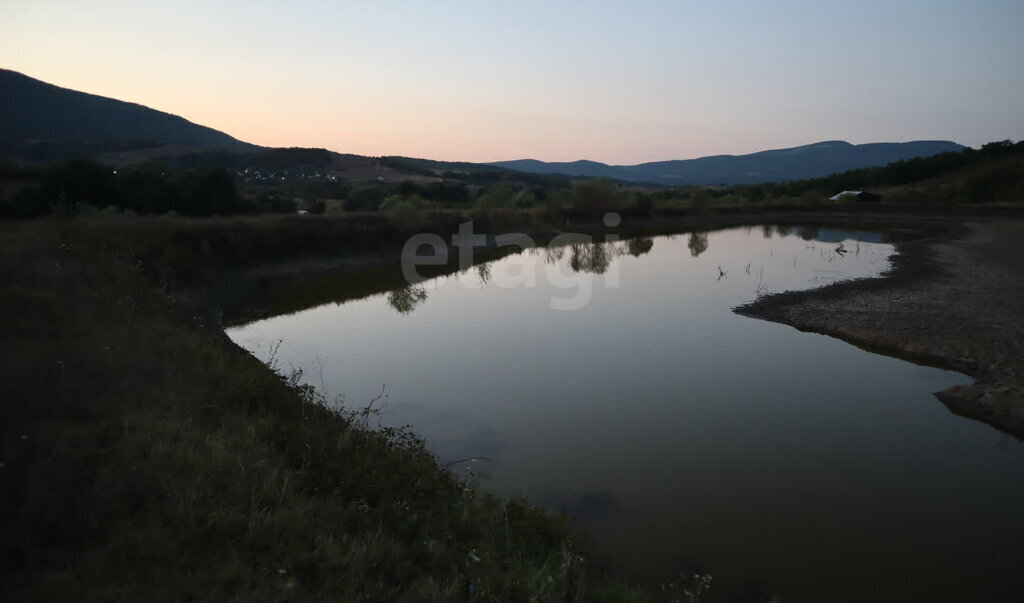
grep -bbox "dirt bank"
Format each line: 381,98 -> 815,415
737,220 -> 1024,438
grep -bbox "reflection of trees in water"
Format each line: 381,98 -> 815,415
759,224 -> 802,240
626,237 -> 654,257
475,263 -> 491,285
798,226 -> 820,241
539,238 -> 657,274
569,243 -> 612,274
544,245 -> 566,265
387,285 -> 428,315
687,232 -> 708,257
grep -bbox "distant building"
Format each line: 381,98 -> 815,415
830,190 -> 882,203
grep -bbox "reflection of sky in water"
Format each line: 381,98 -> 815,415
228,226 -> 1024,602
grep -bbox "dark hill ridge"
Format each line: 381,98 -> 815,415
490,140 -> 966,185
1,69 -> 965,187
0,68 -> 253,152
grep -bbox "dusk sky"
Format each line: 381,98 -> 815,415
2,0 -> 1022,164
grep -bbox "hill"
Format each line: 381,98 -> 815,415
0,68 -> 255,159
490,140 -> 966,186
0,71 -> 560,192
765,139 -> 1024,204
0,69 -> 968,191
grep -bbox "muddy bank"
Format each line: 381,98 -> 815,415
737,220 -> 1024,438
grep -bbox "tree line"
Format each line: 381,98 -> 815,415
2,140 -> 1022,219
0,159 -> 263,218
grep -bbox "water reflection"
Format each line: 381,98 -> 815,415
475,262 -> 491,285
386,285 -> 428,315
688,231 -> 709,257
627,237 -> 654,257
222,222 -> 936,325
222,223 -> 940,327
569,242 -> 613,274
798,225 -> 820,241
382,236 -> 663,315
225,223 -> 1021,602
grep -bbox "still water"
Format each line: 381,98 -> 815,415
227,225 -> 1024,602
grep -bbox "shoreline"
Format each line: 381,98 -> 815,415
222,210 -> 978,314
737,219 -> 1024,438
232,205 -> 1024,283
215,209 -> 1024,439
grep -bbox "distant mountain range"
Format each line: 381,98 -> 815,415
1,68 -> 965,186
490,140 -> 966,186
0,68 -> 253,155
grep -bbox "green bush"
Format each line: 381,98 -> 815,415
570,178 -> 619,212
474,184 -> 516,209
379,195 -> 425,231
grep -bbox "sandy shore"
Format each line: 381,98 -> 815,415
737,220 -> 1024,438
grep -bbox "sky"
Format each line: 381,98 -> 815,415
2,0 -> 1023,164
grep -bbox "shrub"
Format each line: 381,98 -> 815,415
475,185 -> 516,209
570,178 -> 619,212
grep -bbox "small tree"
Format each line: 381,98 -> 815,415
475,184 -> 515,209
570,178 -> 619,212
380,195 -> 424,230
513,190 -> 538,208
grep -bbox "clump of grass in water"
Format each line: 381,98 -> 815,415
753,265 -> 774,299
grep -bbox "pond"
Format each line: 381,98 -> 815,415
226,223 -> 1024,602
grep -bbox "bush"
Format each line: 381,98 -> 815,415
380,195 -> 424,231
513,191 -> 538,208
570,178 -> 619,212
475,185 -> 516,209
344,184 -> 387,211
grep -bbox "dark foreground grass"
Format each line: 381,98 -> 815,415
0,219 -> 652,602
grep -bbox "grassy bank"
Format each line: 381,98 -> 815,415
1,218 -> 657,601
